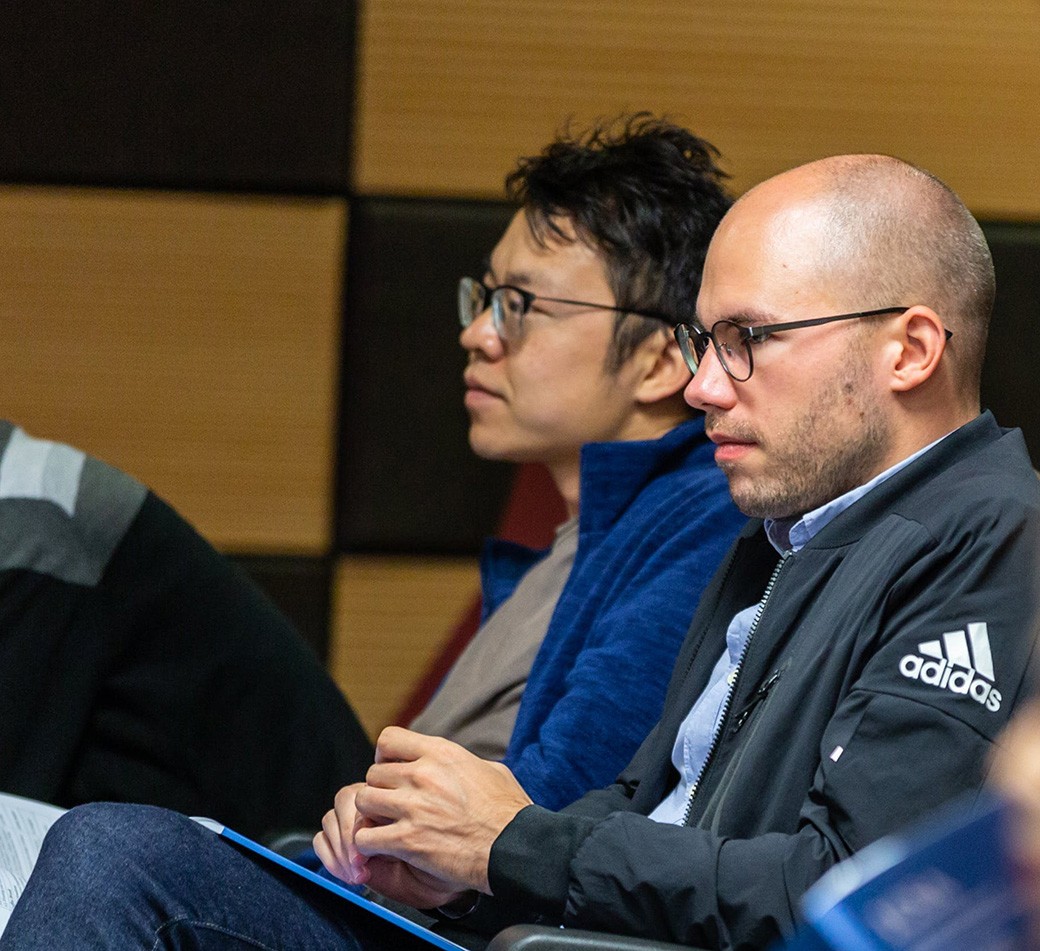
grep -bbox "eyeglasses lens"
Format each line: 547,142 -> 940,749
458,278 -> 486,328
491,287 -> 526,341
691,332 -> 709,364
713,321 -> 751,381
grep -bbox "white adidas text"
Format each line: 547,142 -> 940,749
898,622 -> 1001,712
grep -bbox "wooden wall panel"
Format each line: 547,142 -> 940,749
0,185 -> 344,553
355,0 -> 1040,219
0,1 -> 356,192
329,555 -> 481,738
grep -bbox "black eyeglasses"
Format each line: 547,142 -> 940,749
674,307 -> 951,382
458,277 -> 671,342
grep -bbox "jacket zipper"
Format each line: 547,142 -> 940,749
681,552 -> 790,827
730,667 -> 783,734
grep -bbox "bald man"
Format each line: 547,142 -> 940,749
5,155 -> 1039,951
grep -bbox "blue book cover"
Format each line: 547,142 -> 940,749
197,819 -> 470,951
788,795 -> 1029,950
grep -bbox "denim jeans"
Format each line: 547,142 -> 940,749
0,803 -> 446,950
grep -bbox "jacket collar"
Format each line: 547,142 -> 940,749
730,412 -> 1011,555
480,416 -> 712,620
577,416 -> 709,535
803,411 -> 1009,550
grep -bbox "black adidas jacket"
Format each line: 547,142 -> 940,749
481,412 -> 1040,949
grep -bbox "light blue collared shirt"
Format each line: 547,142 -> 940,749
649,433 -> 950,824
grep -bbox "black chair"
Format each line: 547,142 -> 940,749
488,925 -> 705,951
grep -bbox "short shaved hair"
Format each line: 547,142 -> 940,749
805,155 -> 994,392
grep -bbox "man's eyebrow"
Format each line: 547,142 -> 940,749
700,309 -> 780,329
503,271 -> 538,288
494,270 -> 542,292
481,257 -> 537,290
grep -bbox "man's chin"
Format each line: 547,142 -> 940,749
468,441 -> 502,462
730,482 -> 821,521
468,432 -> 519,464
727,477 -> 789,520
732,498 -> 772,519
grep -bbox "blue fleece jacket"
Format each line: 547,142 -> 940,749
486,417 -> 746,810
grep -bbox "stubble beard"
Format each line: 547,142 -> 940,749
712,366 -> 890,521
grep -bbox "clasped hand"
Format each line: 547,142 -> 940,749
313,727 -> 533,909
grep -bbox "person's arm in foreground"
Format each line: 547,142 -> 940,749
990,700 -> 1040,924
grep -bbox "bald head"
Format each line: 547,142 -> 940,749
687,154 -> 990,517
726,154 -> 994,394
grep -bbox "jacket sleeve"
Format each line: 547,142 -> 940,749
487,691 -> 1011,950
485,500 -> 1040,949
502,490 -> 743,811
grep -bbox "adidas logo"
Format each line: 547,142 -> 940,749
898,623 -> 1001,712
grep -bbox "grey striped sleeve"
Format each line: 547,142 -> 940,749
0,422 -> 147,586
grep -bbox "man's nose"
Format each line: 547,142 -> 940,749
683,343 -> 738,412
459,305 -> 504,357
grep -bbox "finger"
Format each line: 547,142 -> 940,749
312,829 -> 334,870
352,818 -> 415,863
314,829 -> 359,884
333,782 -> 365,814
354,784 -> 407,823
316,820 -> 371,886
374,726 -> 440,764
364,760 -> 415,791
317,808 -> 350,877
332,782 -> 373,841
346,814 -> 376,870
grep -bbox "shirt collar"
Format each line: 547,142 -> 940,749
764,431 -> 953,555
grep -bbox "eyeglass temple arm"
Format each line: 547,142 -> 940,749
549,298 -> 673,324
750,318 -> 953,342
514,289 -> 672,325
743,307 -> 931,342
746,321 -> 952,342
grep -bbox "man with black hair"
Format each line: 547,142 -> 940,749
416,114 -> 742,810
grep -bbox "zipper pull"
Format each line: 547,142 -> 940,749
731,669 -> 782,734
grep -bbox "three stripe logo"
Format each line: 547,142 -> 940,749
898,622 -> 1002,712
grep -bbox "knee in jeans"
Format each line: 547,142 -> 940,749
40,802 -> 185,880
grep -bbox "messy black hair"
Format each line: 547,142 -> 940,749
505,112 -> 731,370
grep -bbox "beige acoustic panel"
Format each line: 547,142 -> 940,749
0,185 -> 344,553
355,0 -> 1040,219
329,555 -> 482,739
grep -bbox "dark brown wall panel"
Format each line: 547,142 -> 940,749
235,555 -> 333,660
0,1 -> 355,192
337,197 -> 516,553
981,223 -> 1040,464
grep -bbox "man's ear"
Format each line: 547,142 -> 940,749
888,306 -> 949,393
632,333 -> 693,404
